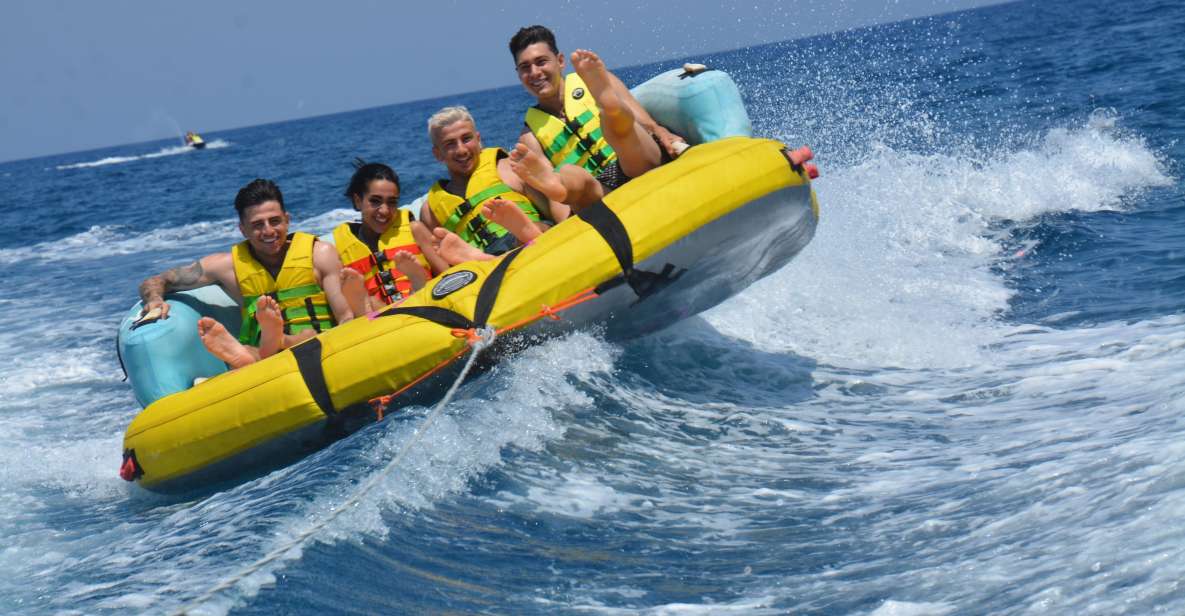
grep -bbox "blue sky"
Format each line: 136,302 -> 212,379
0,0 -> 1007,163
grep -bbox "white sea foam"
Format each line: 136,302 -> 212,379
0,344 -> 115,398
569,595 -> 785,615
0,64 -> 1179,615
0,331 -> 614,615
73,110 -> 1173,613
868,600 -> 956,616
54,139 -> 230,170
525,472 -> 636,518
706,113 -> 1172,369
0,208 -> 357,266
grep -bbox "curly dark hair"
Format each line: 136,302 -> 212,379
233,178 -> 284,219
509,25 -> 558,59
344,161 -> 401,202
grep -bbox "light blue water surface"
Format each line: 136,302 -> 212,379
2,0 -> 1184,613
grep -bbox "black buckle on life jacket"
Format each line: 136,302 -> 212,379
563,117 -> 609,169
468,218 -> 498,250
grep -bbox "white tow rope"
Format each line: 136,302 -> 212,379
173,326 -> 498,616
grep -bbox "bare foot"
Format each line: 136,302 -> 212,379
340,267 -> 370,316
255,295 -> 285,359
509,143 -> 568,202
198,316 -> 256,369
569,49 -> 634,138
483,197 -> 542,244
392,250 -> 430,292
570,48 -> 660,179
431,227 -> 494,265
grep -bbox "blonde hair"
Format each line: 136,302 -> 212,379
427,106 -> 475,143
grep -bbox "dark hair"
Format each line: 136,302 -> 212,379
234,178 -> 284,218
509,25 -> 558,59
344,161 -> 401,201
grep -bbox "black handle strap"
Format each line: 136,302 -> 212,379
577,200 -> 684,301
292,241 -> 524,419
291,337 -> 336,417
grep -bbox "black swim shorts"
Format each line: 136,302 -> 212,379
593,133 -> 675,194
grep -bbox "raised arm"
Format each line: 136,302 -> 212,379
311,240 -> 354,324
138,252 -> 233,319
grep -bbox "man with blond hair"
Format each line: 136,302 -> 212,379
419,105 -> 559,265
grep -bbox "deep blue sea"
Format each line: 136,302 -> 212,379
3,0 -> 1184,613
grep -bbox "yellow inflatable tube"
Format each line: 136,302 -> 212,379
122,136 -> 817,491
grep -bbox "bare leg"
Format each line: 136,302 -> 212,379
411,221 -> 449,276
570,49 -> 661,178
197,317 -> 257,369
256,295 -> 285,359
431,227 -> 494,265
483,197 -> 543,244
509,143 -> 603,207
282,329 -> 316,348
548,200 -> 571,223
392,250 -> 430,292
340,267 -> 370,317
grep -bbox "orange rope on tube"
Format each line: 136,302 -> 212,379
364,287 -> 601,412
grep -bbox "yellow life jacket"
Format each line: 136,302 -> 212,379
524,73 -> 618,175
427,147 -> 541,252
231,232 -> 335,344
332,210 -> 430,306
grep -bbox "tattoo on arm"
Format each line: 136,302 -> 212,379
164,261 -> 205,287
140,261 -> 204,302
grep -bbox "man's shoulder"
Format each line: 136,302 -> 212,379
203,250 -> 235,268
311,236 -> 337,254
199,250 -> 237,283
308,238 -> 342,273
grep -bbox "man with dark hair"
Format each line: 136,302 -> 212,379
506,24 -> 686,210
138,178 -> 354,368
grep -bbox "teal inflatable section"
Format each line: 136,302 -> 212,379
117,287 -> 240,408
630,66 -> 752,145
